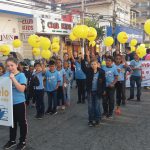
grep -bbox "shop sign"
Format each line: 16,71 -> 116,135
35,18 -> 73,35
19,18 -> 35,33
0,34 -> 18,43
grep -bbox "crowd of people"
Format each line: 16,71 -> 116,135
0,46 -> 150,150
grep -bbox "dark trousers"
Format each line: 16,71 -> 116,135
130,75 -> 141,100
34,89 -> 45,115
57,86 -> 64,106
103,87 -> 115,116
76,79 -> 86,102
10,102 -> 27,143
47,91 -> 57,112
88,91 -> 101,122
115,81 -> 126,106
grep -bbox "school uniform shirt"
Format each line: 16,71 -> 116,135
114,64 -> 125,81
32,71 -> 44,90
65,68 -> 72,83
57,68 -> 66,86
92,72 -> 99,91
75,61 -> 86,79
102,66 -> 118,87
3,72 -> 27,105
130,60 -> 142,77
45,70 -> 61,92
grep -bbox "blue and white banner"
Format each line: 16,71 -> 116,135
0,77 -> 13,127
126,61 -> 150,87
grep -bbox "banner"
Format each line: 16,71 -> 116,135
0,77 -> 13,127
126,61 -> 150,87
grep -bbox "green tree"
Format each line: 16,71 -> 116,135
85,18 -> 105,39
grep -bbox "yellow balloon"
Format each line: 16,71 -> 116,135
69,32 -> 77,41
87,27 -> 97,41
32,48 -> 40,56
104,37 -> 114,46
101,61 -> 106,66
51,43 -> 60,53
73,25 -> 89,39
41,50 -> 52,59
12,39 -> 22,48
130,46 -> 136,52
0,45 -> 11,56
140,44 -> 145,48
144,19 -> 150,35
52,37 -> 60,44
117,32 -> 128,44
136,46 -> 146,58
130,39 -> 137,46
28,34 -> 40,48
89,41 -> 96,47
40,37 -> 51,50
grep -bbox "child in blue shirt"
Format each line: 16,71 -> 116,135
102,56 -> 118,118
44,60 -> 60,115
3,57 -> 27,150
128,53 -> 142,101
63,61 -> 73,106
114,55 -> 128,115
56,59 -> 66,110
72,54 -> 86,104
33,62 -> 45,119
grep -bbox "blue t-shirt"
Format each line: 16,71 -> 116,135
130,60 -> 142,77
32,71 -> 44,90
75,61 -> 86,79
45,70 -> 61,92
3,72 -> 27,105
114,64 -> 125,81
92,72 -> 99,91
65,68 -> 72,82
102,66 -> 118,87
57,68 -> 66,86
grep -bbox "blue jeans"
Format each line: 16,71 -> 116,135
64,83 -> 71,102
47,91 -> 57,112
87,91 -> 102,122
130,75 -> 141,100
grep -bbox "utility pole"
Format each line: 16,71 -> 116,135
112,0 -> 117,48
81,0 -> 85,55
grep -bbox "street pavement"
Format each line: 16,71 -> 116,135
0,88 -> 150,150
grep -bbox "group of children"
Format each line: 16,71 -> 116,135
0,50 -> 143,150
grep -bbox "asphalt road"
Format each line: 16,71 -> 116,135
0,88 -> 150,150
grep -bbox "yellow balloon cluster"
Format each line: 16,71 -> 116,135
52,37 -> 60,44
41,50 -> 52,59
40,37 -> 51,50
73,25 -> 89,39
28,34 -> 40,48
136,46 -> 146,58
87,27 -> 97,41
12,39 -> 22,48
130,39 -> 137,46
0,45 -> 10,56
89,41 -> 96,47
117,32 -> 128,44
144,19 -> 150,35
32,48 -> 40,57
130,46 -> 136,52
69,32 -> 77,41
104,37 -> 114,46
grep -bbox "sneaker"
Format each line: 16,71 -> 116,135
77,101 -> 81,104
88,121 -> 94,127
127,97 -> 134,101
35,114 -> 43,120
31,103 -> 36,108
94,121 -> 100,127
51,111 -> 58,115
45,110 -> 52,115
3,141 -> 16,150
108,115 -> 113,119
15,142 -> 26,150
